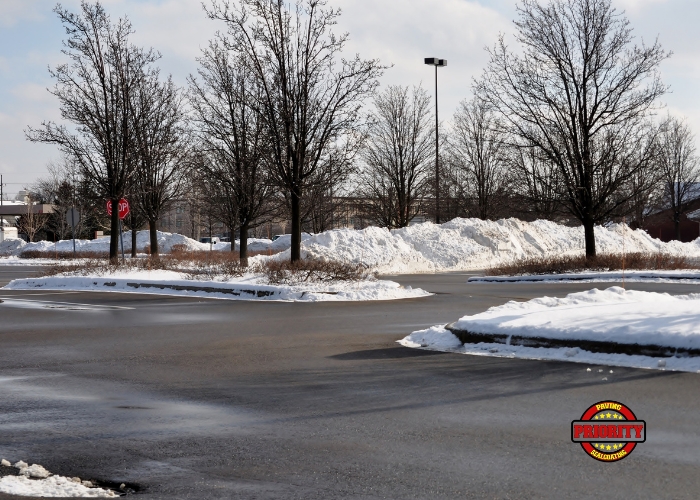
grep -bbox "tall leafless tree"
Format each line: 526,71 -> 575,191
448,96 -> 511,220
478,0 -> 670,257
507,140 -> 563,220
189,42 -> 275,265
657,116 -> 700,240
131,71 -> 188,256
359,85 -> 433,228
206,0 -> 384,261
26,2 -> 159,262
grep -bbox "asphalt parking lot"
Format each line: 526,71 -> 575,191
1,266 -> 700,499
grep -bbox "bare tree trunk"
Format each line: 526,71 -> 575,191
149,219 -> 159,256
240,220 -> 249,266
110,199 -> 119,263
675,213 -> 681,241
584,220 -> 596,259
291,190 -> 301,262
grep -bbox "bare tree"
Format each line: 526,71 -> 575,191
26,2 -> 159,262
189,42 -> 275,265
657,116 -> 700,240
478,0 -> 669,257
359,85 -> 433,228
131,71 -> 188,256
206,0 -> 384,261
507,140 -> 563,220
448,96 -> 511,220
35,163 -> 76,240
16,192 -> 47,243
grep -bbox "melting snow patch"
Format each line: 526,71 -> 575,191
0,462 -> 117,497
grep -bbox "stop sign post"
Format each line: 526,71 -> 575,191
65,207 -> 80,254
107,199 -> 130,262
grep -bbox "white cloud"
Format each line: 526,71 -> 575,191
0,0 -> 45,27
335,0 -> 512,117
612,0 -> 670,14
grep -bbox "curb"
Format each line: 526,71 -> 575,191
468,274 -> 700,283
444,323 -> 700,358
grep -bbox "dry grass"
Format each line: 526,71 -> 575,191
42,251 -> 371,284
260,259 -> 372,285
487,253 -> 700,276
19,250 -> 110,260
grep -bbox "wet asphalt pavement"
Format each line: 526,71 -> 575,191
1,266 -> 700,499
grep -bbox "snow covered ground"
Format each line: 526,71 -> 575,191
399,287 -> 700,372
0,460 -> 117,497
5,270 -> 429,302
4,218 -> 700,274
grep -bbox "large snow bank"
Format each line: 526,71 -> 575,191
279,218 -> 700,274
5,218 -> 700,274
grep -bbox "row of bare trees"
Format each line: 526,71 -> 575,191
25,0 -> 700,262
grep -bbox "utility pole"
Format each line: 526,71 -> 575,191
424,58 -> 447,224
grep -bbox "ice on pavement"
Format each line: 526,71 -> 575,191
0,461 -> 117,497
399,287 -> 700,372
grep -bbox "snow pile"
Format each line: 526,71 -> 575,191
449,287 -> 700,349
0,460 -> 117,497
5,271 -> 430,302
0,231 -> 308,258
282,218 -> 700,274
0,238 -> 26,256
399,327 -> 700,372
399,287 -> 700,372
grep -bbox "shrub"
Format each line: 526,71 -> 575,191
256,258 -> 371,285
487,253 -> 700,276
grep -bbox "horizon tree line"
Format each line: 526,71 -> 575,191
22,0 -> 700,261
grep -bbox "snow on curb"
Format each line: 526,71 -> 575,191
0,460 -> 117,497
4,275 -> 430,302
398,327 -> 700,373
399,287 -> 700,372
468,270 -> 700,283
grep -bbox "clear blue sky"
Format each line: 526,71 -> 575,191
1,0 -> 697,198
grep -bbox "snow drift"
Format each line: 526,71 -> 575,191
4,218 -> 700,274
278,218 -> 700,274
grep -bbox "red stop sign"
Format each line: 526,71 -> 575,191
107,199 -> 130,220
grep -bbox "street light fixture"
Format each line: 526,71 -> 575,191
424,57 -> 447,223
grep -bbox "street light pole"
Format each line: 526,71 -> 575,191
424,57 -> 447,224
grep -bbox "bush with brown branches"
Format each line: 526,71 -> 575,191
487,253 -> 699,276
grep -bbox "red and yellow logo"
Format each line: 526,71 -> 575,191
571,401 -> 645,462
